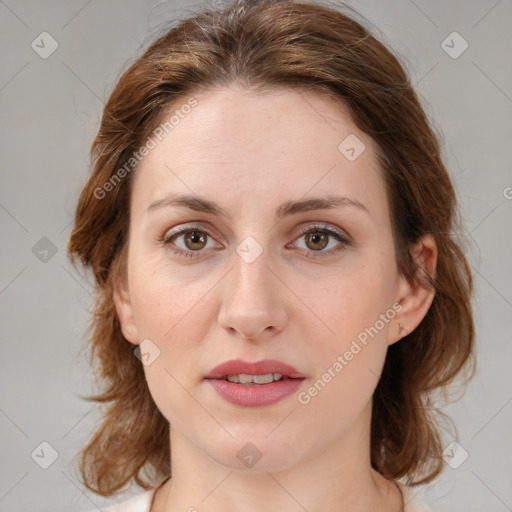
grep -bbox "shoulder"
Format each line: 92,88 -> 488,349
397,481 -> 433,512
97,489 -> 156,512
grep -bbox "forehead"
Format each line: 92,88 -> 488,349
131,86 -> 387,220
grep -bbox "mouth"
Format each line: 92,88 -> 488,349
222,373 -> 288,384
205,359 -> 306,407
205,358 -> 306,380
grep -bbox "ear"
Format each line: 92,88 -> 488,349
112,273 -> 140,346
389,234 -> 437,346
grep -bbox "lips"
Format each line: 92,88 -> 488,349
205,359 -> 306,407
205,359 -> 306,380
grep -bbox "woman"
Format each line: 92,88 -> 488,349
69,1 -> 475,511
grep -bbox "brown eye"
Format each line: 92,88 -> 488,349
183,230 -> 208,250
163,227 -> 217,257
304,231 -> 329,251
291,224 -> 350,258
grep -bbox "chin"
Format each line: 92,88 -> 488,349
203,429 -> 306,473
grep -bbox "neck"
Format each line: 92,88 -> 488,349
153,403 -> 402,512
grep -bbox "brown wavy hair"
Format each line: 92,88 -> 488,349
68,0 -> 475,497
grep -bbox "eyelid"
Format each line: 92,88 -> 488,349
294,223 -> 351,243
287,224 -> 351,257
161,221 -> 351,259
162,221 -> 222,243
162,221 -> 349,241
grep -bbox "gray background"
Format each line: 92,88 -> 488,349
1,0 -> 511,511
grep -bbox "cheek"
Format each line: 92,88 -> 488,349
310,260 -> 395,345
128,251 -> 214,339
126,254 -> 216,401
298,256 -> 396,403
130,274 -> 211,425
298,289 -> 392,431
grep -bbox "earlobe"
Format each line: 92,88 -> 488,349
112,276 -> 140,345
389,235 -> 438,346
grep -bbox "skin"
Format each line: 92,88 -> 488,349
114,85 -> 437,512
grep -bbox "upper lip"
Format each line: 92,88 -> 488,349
205,359 -> 305,379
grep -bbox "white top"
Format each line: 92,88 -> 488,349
99,481 -> 432,511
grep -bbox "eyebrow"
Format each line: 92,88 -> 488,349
147,193 -> 369,222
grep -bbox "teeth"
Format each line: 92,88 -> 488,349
226,373 -> 283,384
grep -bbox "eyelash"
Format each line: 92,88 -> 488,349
161,224 -> 351,260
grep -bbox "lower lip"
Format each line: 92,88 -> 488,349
207,378 -> 304,407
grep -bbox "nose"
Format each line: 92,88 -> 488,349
217,246 -> 288,342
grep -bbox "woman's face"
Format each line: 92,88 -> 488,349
115,86 -> 420,471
